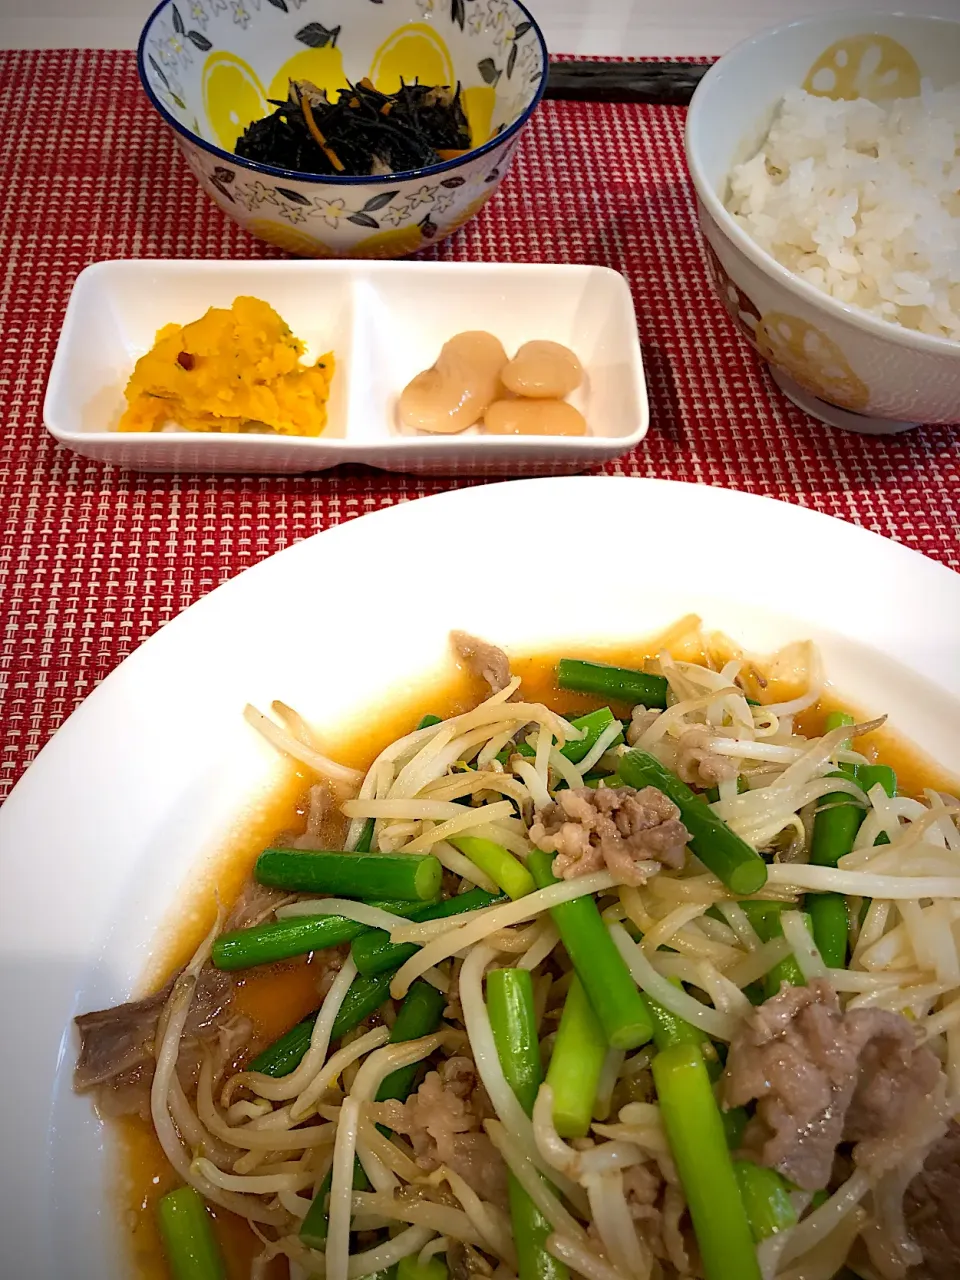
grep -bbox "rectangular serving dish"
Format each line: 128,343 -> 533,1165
43,260 -> 649,476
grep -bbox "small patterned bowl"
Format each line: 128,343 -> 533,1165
686,13 -> 960,433
137,0 -> 547,258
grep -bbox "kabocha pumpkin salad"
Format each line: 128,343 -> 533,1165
119,296 -> 334,436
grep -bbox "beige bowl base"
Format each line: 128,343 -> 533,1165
770,369 -> 919,436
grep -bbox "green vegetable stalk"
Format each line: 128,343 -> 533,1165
249,971 -> 393,1078
449,836 -> 534,900
300,981 -> 445,1251
157,1186 -> 226,1280
544,977 -> 607,1138
652,1044 -> 761,1280
255,849 -> 442,902
527,849 -> 653,1050
351,888 -> 507,978
487,968 -> 569,1280
212,899 -> 422,971
733,1161 -> 798,1242
618,748 -> 767,895
807,711 -> 860,968
557,659 -> 669,709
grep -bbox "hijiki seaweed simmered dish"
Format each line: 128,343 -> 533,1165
236,79 -> 474,178
74,625 -> 960,1280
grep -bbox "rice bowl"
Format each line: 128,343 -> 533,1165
685,13 -> 960,432
727,84 -> 960,344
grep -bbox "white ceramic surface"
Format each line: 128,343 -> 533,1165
685,13 -> 960,432
137,0 -> 547,258
43,258 -> 648,475
2,476 -> 960,1278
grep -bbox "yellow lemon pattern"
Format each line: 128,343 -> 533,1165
350,225 -> 427,259
369,24 -> 454,95
267,45 -> 350,106
243,218 -> 336,258
202,51 -> 268,151
756,313 -> 869,412
803,35 -> 921,102
462,85 -> 497,148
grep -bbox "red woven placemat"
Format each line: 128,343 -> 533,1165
1,49 -> 958,799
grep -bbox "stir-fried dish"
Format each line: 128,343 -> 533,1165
74,625 -> 960,1280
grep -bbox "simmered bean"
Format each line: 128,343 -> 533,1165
399,331 -> 507,434
501,339 -> 583,399
484,398 -> 587,436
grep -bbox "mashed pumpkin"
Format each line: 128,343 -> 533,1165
118,296 -> 334,436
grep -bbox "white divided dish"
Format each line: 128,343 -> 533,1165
43,260 -> 649,475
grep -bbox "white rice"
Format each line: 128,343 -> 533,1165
726,82 -> 960,343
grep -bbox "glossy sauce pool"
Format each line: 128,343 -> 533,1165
113,645 -> 958,1279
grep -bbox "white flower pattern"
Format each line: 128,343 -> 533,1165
150,26 -> 177,66
236,180 -> 279,210
231,1 -> 251,29
277,202 -> 308,224
493,22 -> 516,54
189,1 -> 208,28
518,42 -> 539,76
381,202 -> 410,227
407,184 -> 436,210
313,196 -> 347,228
151,46 -> 188,105
171,33 -> 194,69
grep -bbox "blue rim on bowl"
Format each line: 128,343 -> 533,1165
136,0 -> 550,188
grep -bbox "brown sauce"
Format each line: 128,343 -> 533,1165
113,641 -> 957,1278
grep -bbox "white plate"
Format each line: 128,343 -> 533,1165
43,260 -> 648,476
2,476 -> 959,1278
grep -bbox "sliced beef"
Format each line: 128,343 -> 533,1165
310,945 -> 348,1001
621,1163 -> 693,1276
530,785 -> 690,885
721,979 -> 943,1191
625,705 -> 661,746
74,988 -> 170,1092
74,967 -> 234,1118
376,1055 -> 507,1206
905,1120 -> 960,1280
289,782 -> 339,851
446,1241 -> 493,1280
674,726 -> 739,788
451,631 -> 511,695
447,1241 -> 472,1280
278,778 -> 348,852
222,881 -> 289,931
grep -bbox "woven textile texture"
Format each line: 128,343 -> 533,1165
1,49 -> 958,798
